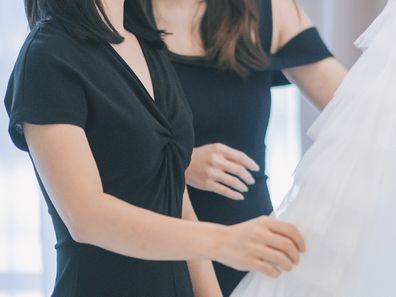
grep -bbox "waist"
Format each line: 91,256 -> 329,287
53,246 -> 193,297
188,177 -> 273,225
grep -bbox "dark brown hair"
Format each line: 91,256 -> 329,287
202,0 -> 300,75
24,0 -> 161,44
202,0 -> 268,76
140,0 -> 271,76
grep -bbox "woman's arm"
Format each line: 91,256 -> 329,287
25,123 -> 305,272
285,59 -> 347,109
25,123 -> 218,260
272,0 -> 348,109
183,188 -> 223,297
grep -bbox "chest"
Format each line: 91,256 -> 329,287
172,62 -> 273,145
75,45 -> 194,184
111,34 -> 155,100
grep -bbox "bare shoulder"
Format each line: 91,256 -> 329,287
271,0 -> 313,53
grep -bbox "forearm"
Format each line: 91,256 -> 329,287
25,124 -> 306,279
182,188 -> 223,297
76,192 -> 224,261
188,260 -> 223,297
285,58 -> 347,109
25,124 -> 223,262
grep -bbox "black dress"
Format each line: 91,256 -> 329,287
4,17 -> 195,297
159,0 -> 333,295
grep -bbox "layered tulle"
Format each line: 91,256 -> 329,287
232,1 -> 396,296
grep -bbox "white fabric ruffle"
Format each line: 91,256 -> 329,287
231,1 -> 396,296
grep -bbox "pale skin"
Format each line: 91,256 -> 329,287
24,0 -> 306,296
152,0 -> 348,200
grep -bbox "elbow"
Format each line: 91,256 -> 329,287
63,196 -> 102,244
67,215 -> 93,244
65,193 -> 105,244
69,224 -> 87,244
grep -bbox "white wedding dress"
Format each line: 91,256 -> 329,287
231,1 -> 396,296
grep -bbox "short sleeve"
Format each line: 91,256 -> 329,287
4,28 -> 88,151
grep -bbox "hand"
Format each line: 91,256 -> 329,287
185,143 -> 260,200
213,216 -> 306,278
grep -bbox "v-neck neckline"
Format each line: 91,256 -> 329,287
105,38 -> 157,103
104,38 -> 173,133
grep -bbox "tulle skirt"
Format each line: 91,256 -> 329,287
232,1 -> 396,296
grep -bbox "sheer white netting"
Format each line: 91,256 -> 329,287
232,1 -> 396,296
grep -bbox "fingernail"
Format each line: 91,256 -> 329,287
253,165 -> 260,172
238,194 -> 245,200
248,178 -> 255,185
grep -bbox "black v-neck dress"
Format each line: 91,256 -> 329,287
4,17 -> 195,297
144,0 -> 333,295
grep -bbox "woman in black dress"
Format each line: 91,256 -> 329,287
144,0 -> 347,295
4,0 -> 305,296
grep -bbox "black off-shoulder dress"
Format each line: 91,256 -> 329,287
160,0 -> 334,295
4,17 -> 195,297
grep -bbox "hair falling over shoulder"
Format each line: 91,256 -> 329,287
200,0 -> 269,76
24,0 -> 125,43
202,0 -> 300,75
139,0 -> 270,75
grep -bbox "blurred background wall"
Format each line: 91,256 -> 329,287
299,0 -> 387,151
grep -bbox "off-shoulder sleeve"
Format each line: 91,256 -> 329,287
257,0 -> 333,86
270,28 -> 333,86
4,28 -> 88,151
271,27 -> 333,71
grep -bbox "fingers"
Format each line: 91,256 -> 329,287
214,143 -> 260,172
264,232 -> 300,264
208,181 -> 245,200
218,217 -> 304,278
251,259 -> 281,278
267,219 -> 306,253
261,247 -> 294,272
251,243 -> 294,272
212,169 -> 249,193
219,159 -> 255,185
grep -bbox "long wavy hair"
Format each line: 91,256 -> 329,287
141,0 -> 271,75
202,0 -> 269,75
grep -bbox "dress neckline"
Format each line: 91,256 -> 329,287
166,49 -> 206,61
103,39 -> 173,132
104,38 -> 157,103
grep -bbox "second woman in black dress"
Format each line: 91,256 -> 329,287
145,0 -> 348,295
